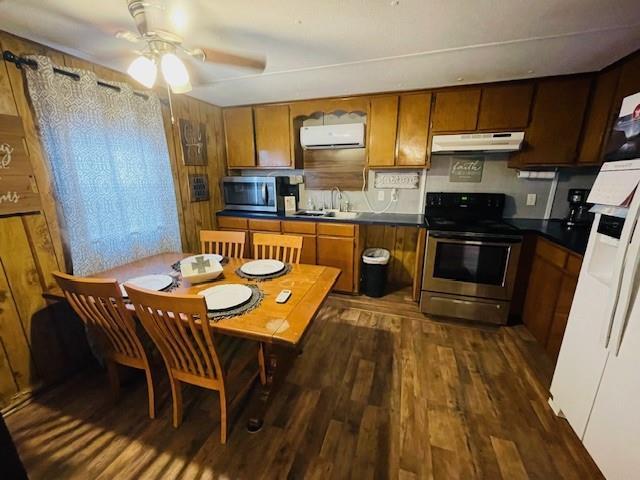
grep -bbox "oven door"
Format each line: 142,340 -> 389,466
423,233 -> 521,300
222,176 -> 277,212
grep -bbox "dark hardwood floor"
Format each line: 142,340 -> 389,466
5,288 -> 603,479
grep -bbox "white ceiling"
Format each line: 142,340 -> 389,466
1,0 -> 640,107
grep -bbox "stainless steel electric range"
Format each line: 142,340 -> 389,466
420,192 -> 522,325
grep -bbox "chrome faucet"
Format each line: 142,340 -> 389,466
331,186 -> 342,211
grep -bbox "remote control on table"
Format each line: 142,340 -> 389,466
276,289 -> 292,303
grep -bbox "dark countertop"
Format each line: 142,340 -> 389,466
216,210 -> 426,227
505,219 -> 590,255
216,211 -> 589,255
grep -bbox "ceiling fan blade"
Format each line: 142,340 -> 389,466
197,47 -> 266,71
115,30 -> 142,43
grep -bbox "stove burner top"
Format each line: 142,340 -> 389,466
426,217 -> 522,238
425,193 -> 522,239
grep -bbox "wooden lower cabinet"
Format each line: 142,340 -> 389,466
522,237 -> 582,363
217,215 -> 359,293
299,234 -> 317,265
317,235 -> 355,293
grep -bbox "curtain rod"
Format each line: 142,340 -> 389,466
2,50 -> 149,100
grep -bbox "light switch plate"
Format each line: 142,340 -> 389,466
377,190 -> 385,201
526,193 -> 537,206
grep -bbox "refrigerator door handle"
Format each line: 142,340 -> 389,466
599,234 -> 630,348
610,217 -> 640,355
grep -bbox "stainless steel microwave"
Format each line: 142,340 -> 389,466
221,176 -> 298,213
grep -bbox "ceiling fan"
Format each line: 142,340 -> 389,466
117,0 -> 266,93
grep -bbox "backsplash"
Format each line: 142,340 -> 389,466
236,156 -> 599,219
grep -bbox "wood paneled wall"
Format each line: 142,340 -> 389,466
0,31 -> 225,408
362,225 -> 419,287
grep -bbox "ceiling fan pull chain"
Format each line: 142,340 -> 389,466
167,84 -> 175,125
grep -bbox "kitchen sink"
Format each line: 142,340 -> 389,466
324,211 -> 359,219
294,210 -> 360,219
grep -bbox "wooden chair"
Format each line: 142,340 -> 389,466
252,232 -> 303,264
126,285 -> 264,444
52,271 -> 156,419
200,230 -> 246,258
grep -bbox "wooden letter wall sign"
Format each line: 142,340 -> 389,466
0,114 -> 41,215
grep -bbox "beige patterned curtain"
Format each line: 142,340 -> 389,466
24,56 -> 181,275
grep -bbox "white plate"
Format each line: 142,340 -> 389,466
240,259 -> 285,276
120,274 -> 174,297
200,284 -> 253,311
180,254 -> 223,266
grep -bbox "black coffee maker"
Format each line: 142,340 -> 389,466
564,188 -> 592,229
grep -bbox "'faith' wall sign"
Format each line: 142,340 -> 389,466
0,114 -> 41,215
449,157 -> 484,183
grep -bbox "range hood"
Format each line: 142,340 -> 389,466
431,131 -> 524,154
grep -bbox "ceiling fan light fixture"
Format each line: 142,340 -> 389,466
127,55 -> 157,89
161,53 -> 191,93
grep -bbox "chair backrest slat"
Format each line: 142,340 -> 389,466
126,285 -> 224,381
53,271 -> 144,361
252,233 -> 303,264
200,230 -> 246,258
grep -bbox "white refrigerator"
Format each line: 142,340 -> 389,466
549,157 -> 640,479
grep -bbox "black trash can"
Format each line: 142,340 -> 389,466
360,248 -> 391,298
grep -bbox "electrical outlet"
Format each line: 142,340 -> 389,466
377,190 -> 385,201
526,193 -> 537,206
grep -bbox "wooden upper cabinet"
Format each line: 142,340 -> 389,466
223,107 -> 256,168
615,53 -> 640,101
367,96 -> 399,167
576,67 -> 621,165
396,93 -> 431,166
477,83 -> 534,130
254,104 -> 293,168
432,88 -> 481,132
516,77 -> 592,166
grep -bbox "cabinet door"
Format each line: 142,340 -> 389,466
396,93 -> 431,166
254,104 -> 292,168
576,68 -> 621,165
317,236 -> 355,292
432,88 -> 481,132
368,96 -> 399,167
522,256 -> 564,345
223,107 -> 256,168
517,77 -> 591,166
477,83 -> 534,130
300,234 -> 317,265
546,273 -> 579,362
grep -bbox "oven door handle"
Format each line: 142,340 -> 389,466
261,183 -> 268,206
430,236 -> 519,248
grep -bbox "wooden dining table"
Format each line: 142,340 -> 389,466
46,252 -> 340,432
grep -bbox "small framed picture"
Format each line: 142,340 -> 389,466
179,118 -> 208,166
189,174 -> 209,202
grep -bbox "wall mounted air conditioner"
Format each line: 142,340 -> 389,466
431,131 -> 525,154
300,123 -> 365,150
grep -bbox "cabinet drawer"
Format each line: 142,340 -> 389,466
565,254 -> 582,276
282,220 -> 316,235
248,219 -> 281,232
217,216 -> 248,230
535,238 -> 567,269
317,222 -> 355,237
421,291 -> 510,325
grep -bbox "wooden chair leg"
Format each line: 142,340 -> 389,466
258,343 -> 267,386
144,367 -> 156,419
169,377 -> 183,428
106,361 -> 120,401
219,389 -> 228,444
